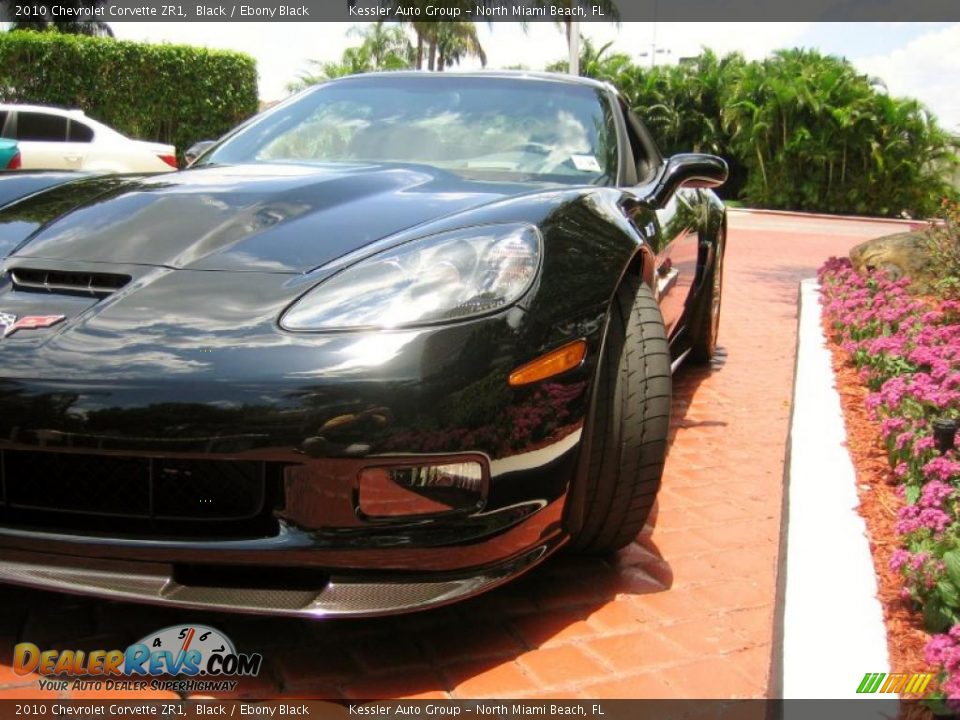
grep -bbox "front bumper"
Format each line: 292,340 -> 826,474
0,269 -> 605,614
0,429 -> 581,615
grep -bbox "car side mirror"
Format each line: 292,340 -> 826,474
650,153 -> 728,206
184,140 -> 216,167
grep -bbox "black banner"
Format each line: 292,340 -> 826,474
0,699 -> 925,720
1,0 -> 959,23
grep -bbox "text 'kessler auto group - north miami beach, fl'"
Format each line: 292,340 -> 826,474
349,3 -> 611,18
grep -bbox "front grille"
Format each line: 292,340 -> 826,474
9,268 -> 131,297
0,449 -> 282,538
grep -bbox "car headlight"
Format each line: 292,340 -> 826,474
280,223 -> 541,331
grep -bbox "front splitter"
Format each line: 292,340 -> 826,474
0,542 -> 559,618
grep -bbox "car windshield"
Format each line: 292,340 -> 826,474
203,75 -> 618,185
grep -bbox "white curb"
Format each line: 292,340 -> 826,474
780,279 -> 890,702
727,206 -> 923,228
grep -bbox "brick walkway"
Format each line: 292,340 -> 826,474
0,211 -> 907,700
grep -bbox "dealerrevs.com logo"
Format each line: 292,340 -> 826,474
14,625 -> 263,694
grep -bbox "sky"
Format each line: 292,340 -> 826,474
106,21 -> 960,133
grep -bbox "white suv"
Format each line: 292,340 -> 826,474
0,104 -> 177,173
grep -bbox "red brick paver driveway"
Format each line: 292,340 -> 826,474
0,211 -> 912,700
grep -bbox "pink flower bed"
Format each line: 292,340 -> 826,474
819,257 -> 960,705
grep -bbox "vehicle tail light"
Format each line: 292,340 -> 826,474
6,150 -> 20,170
158,153 -> 178,169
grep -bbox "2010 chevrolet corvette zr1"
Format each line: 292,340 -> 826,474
0,72 -> 727,616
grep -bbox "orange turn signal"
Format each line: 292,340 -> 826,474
508,339 -> 587,387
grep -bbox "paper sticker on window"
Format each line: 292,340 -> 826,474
571,155 -> 602,172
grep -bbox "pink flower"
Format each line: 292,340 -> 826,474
890,549 -> 911,572
924,456 -> 960,483
913,436 -> 936,457
927,634 -> 954,665
920,480 -> 956,508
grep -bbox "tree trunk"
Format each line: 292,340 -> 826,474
416,35 -> 424,70
428,41 -> 437,71
756,144 -> 768,191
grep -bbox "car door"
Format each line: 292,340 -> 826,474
653,187 -> 701,334
12,110 -> 83,170
65,118 -> 95,169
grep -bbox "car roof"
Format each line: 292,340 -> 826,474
0,103 -> 87,117
327,70 -> 618,94
0,103 -> 122,137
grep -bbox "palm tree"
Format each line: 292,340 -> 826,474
435,22 -> 486,71
390,0 -> 501,70
288,22 -> 414,91
346,22 -> 414,70
554,38 -> 631,79
535,0 -> 620,46
547,37 -> 635,103
287,47 -> 373,91
391,1 -> 477,70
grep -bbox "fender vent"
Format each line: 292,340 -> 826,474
9,268 -> 131,297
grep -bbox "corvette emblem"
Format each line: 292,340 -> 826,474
0,312 -> 66,338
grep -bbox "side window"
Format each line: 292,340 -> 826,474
0,111 -> 10,139
16,112 -> 68,142
68,120 -> 94,143
621,104 -> 661,184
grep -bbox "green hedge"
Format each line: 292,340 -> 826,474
0,31 -> 258,160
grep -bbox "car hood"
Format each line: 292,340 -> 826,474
0,163 -> 540,273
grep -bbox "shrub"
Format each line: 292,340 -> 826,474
926,200 -> 960,300
0,30 -> 258,160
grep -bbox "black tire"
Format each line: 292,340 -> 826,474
570,275 -> 672,553
689,228 -> 725,364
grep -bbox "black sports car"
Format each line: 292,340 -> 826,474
0,72 -> 726,617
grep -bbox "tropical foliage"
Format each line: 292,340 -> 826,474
561,41 -> 957,218
433,21 -> 486,70
536,0 -> 620,44
0,31 -> 258,161
399,15 -> 487,71
287,24 -> 415,90
926,200 -> 960,299
291,20 -> 486,86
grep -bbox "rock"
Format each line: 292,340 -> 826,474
849,231 -> 937,287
